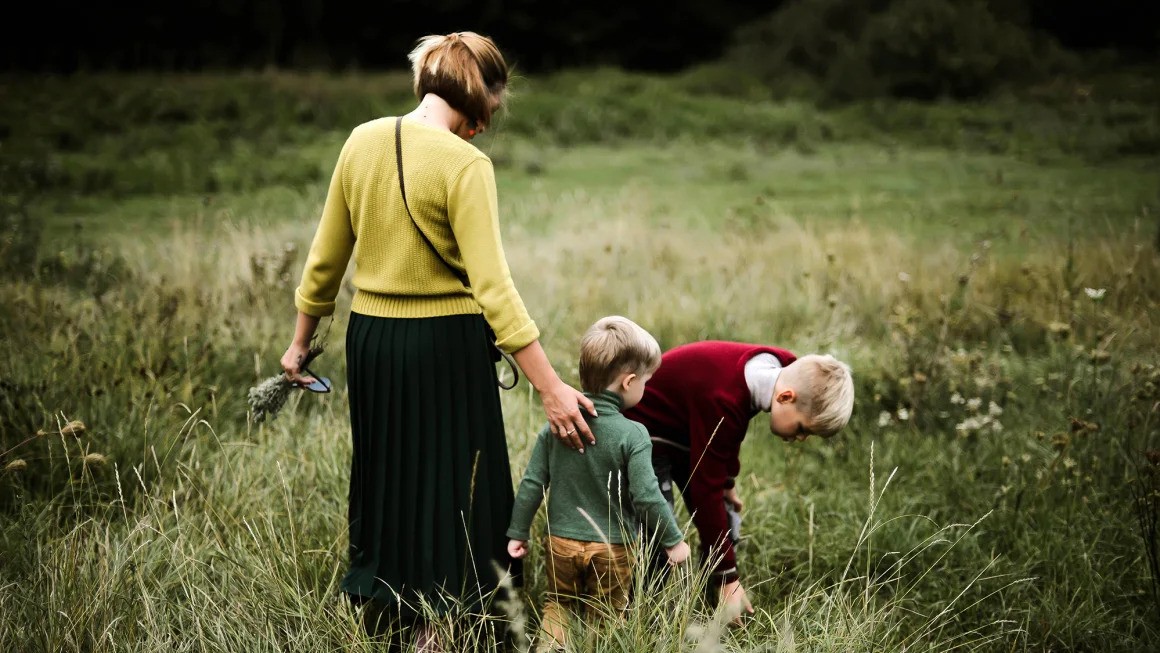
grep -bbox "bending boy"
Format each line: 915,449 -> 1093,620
623,340 -> 854,623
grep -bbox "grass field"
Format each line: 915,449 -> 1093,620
1,68 -> 1159,651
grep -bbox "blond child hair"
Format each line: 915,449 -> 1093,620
578,316 -> 662,393
782,354 -> 855,436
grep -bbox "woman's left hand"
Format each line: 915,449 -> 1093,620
541,380 -> 597,453
510,339 -> 598,453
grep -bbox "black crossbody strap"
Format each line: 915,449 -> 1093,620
395,117 -> 467,285
394,117 -> 519,390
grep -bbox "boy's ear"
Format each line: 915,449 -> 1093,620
775,388 -> 796,404
621,373 -> 637,391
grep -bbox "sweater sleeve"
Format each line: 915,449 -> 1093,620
627,425 -> 684,548
687,414 -> 743,584
447,158 -> 539,353
295,134 -> 355,317
506,426 -> 552,541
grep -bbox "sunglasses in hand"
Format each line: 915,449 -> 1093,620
295,365 -> 332,393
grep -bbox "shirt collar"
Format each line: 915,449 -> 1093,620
584,390 -> 624,414
745,353 -> 783,412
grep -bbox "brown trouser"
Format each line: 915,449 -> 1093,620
538,535 -> 632,652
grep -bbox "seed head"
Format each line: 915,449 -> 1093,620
249,375 -> 294,424
83,453 -> 108,466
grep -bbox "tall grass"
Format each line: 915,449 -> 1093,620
2,67 -> 1156,201
1,70 -> 1158,651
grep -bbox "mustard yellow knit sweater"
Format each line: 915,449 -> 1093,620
294,118 -> 539,354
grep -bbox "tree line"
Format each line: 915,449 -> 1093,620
5,0 -> 1156,76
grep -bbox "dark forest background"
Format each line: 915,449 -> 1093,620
6,0 -> 1156,80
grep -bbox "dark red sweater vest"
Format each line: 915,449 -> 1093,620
624,340 -> 797,579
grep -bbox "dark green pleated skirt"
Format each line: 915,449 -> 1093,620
341,312 -> 520,617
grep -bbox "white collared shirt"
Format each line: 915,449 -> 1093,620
745,352 -> 782,412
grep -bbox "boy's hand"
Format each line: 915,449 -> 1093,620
719,580 -> 754,626
724,487 -> 743,513
507,539 -> 528,559
665,541 -> 691,566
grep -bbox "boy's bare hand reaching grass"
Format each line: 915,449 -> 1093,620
665,541 -> 691,566
724,487 -> 743,513
720,580 -> 754,626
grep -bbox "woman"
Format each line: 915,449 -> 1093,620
280,32 -> 596,646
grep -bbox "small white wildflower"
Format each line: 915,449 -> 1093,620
1083,287 -> 1106,301
988,401 -> 1003,416
967,397 -> 983,412
950,392 -> 964,405
955,416 -> 980,432
896,407 -> 910,421
878,411 -> 892,427
898,272 -> 911,283
956,413 -> 998,434
990,420 -> 1003,433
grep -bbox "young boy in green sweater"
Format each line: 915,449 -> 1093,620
507,315 -> 691,652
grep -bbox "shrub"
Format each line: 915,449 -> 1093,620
726,0 -> 1077,102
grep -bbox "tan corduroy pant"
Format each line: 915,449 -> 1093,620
537,535 -> 633,652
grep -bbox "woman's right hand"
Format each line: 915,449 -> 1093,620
540,380 -> 597,453
280,341 -> 316,386
281,313 -> 322,386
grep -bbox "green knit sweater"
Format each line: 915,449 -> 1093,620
507,391 -> 684,548
294,117 -> 539,354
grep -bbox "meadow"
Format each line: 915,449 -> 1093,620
1,67 -> 1158,651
